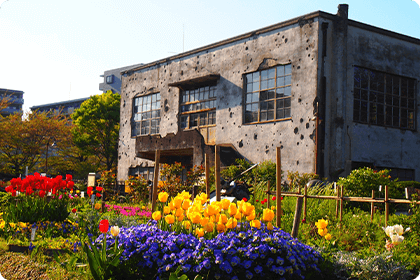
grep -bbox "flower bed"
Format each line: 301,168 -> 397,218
104,204 -> 151,218
93,221 -> 322,280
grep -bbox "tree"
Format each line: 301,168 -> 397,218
0,111 -> 71,177
71,91 -> 120,171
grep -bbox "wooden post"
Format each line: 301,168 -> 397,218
385,185 -> 389,226
291,197 -> 303,238
339,185 -> 343,221
215,146 -> 221,201
335,183 -> 339,218
370,190 -> 375,222
276,147 -> 281,228
267,181 -> 270,209
303,185 -> 307,221
205,153 -> 210,196
151,150 -> 161,212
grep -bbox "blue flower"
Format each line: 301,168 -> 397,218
242,260 -> 252,269
245,270 -> 253,279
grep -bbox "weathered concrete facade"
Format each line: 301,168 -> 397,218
118,5 -> 420,182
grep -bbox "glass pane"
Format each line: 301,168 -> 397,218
276,88 -> 284,98
246,93 -> 253,103
181,116 -> 188,129
200,113 -> 207,126
392,77 -> 399,95
253,82 -> 259,92
204,90 -> 209,99
260,91 -> 267,101
277,66 -> 284,77
277,109 -> 284,119
261,70 -> 268,80
277,77 -> 285,87
285,64 -> 292,75
251,103 -> 258,112
252,92 -> 259,103
267,110 -> 274,120
277,99 -> 284,109
261,80 -> 268,90
261,101 -> 267,110
268,79 -> 275,89
152,94 -> 156,102
246,74 -> 252,83
285,75 -> 291,86
284,86 -> 291,96
284,108 -> 291,118
156,93 -> 160,100
268,101 -> 274,110
260,111 -> 267,121
253,72 -> 260,82
146,95 -> 151,104
377,93 -> 384,104
361,90 -> 368,101
401,98 -> 407,108
268,68 -> 275,79
267,90 -> 275,99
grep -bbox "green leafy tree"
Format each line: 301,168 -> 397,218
71,91 -> 120,171
0,111 -> 71,177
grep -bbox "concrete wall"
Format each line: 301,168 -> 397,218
118,19 -> 320,181
346,24 -> 420,180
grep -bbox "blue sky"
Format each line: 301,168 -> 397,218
0,0 -> 419,112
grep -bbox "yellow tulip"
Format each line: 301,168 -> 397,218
158,192 -> 169,203
216,222 -> 226,232
315,219 -> 328,229
228,203 -> 237,216
267,222 -> 274,230
177,214 -> 184,222
182,199 -> 191,210
179,191 -> 191,200
325,233 -> 332,241
95,203 -> 102,210
169,200 -> 176,211
250,220 -> 261,229
246,210 -> 256,221
234,212 -> 242,220
195,227 -> 204,237
175,208 -> 183,217
242,202 -> 255,216
163,206 -> 171,214
226,218 -> 237,229
173,197 -> 183,209
152,211 -> 162,221
318,227 -> 328,236
190,212 -> 202,224
165,214 -> 175,224
262,208 -> 275,222
183,221 -> 191,230
200,217 -> 209,227
221,199 -> 230,210
219,214 -> 228,224
204,221 -> 214,233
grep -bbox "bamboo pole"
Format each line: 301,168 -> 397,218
303,185 -> 307,221
276,147 -> 281,228
385,185 -> 389,226
370,190 -> 375,222
335,183 -> 339,218
215,146 -> 221,201
151,150 -> 161,212
205,153 -> 210,196
339,185 -> 343,221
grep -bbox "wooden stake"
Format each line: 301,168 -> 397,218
303,185 -> 307,221
370,190 -> 375,222
335,183 -> 339,218
215,146 -> 221,201
340,185 -> 343,221
385,185 -> 389,226
291,197 -> 303,238
205,153 -> 210,196
276,147 -> 281,228
151,150 -> 161,212
267,181 -> 270,209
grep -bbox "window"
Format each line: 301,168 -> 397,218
128,167 -> 154,181
132,92 -> 161,136
244,64 -> 292,124
180,85 -> 216,129
354,67 -> 416,130
106,75 -> 113,84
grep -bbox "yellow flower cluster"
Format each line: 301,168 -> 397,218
315,218 -> 332,241
153,191 -> 276,238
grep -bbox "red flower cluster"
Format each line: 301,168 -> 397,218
5,173 -> 74,197
87,186 -> 104,197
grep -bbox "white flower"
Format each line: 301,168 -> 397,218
390,234 -> 404,245
110,226 -> 120,237
393,224 -> 404,235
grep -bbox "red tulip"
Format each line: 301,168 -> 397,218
96,186 -> 103,192
87,186 -> 93,195
99,219 -> 109,233
96,192 -> 101,198
272,196 -> 276,201
242,197 -> 247,202
72,208 -> 77,213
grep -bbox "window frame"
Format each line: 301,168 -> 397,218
106,75 -> 113,84
179,85 -> 217,130
243,64 -> 292,124
353,66 -> 416,130
132,92 -> 161,137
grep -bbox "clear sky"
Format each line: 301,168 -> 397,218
0,0 -> 419,112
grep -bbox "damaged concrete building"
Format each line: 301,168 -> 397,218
117,4 -> 420,183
